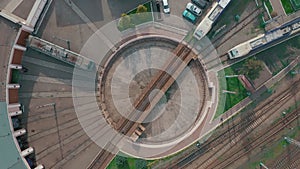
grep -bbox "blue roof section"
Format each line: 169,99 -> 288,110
0,102 -> 27,169
280,17 -> 300,28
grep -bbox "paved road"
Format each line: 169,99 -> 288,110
270,0 -> 286,16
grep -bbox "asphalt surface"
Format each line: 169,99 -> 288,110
19,49 -> 101,169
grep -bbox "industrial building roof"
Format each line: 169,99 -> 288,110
0,102 -> 27,169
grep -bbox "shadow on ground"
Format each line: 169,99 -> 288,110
55,0 -> 103,27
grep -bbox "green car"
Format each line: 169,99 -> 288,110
182,9 -> 197,24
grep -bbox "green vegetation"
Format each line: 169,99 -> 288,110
256,35 -> 300,75
134,159 -> 147,169
118,13 -> 135,31
246,126 -> 300,168
136,5 -> 148,13
127,3 -> 152,25
291,0 -> 300,10
11,69 -> 20,83
214,36 -> 300,118
259,13 -> 266,29
116,156 -> 129,169
281,0 -> 294,14
215,58 -> 255,118
118,2 -> 153,31
107,155 -> 151,169
127,2 -> 151,15
264,0 -> 273,13
238,58 -> 264,80
223,67 -> 249,111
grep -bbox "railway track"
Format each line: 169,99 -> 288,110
272,143 -> 300,169
207,106 -> 300,169
285,149 -> 300,169
187,81 -> 300,169
166,77 -> 300,169
199,7 -> 262,66
119,44 -> 192,134
212,7 -> 261,50
88,44 -> 193,169
188,60 -> 208,121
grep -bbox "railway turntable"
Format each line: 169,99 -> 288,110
70,16 -> 224,169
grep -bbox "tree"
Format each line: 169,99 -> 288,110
115,155 -> 127,167
238,58 -> 263,80
135,159 -> 147,169
118,13 -> 133,30
136,5 -> 147,13
136,5 -> 149,23
271,11 -> 278,18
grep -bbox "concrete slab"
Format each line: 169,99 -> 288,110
4,0 -> 23,12
0,18 -> 18,101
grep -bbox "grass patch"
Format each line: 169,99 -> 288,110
127,2 -> 152,25
107,155 -> 152,169
107,158 -> 118,169
214,61 -> 249,118
291,0 -> 300,10
127,2 -> 152,15
264,0 -> 273,13
127,158 -> 135,168
118,2 -> 153,31
223,67 -> 249,111
281,0 -> 295,14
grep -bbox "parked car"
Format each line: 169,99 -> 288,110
162,0 -> 170,13
191,0 -> 207,9
182,10 -> 197,23
186,2 -> 202,16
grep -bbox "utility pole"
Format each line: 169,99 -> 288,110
225,75 -> 240,78
291,70 -> 300,75
222,90 -> 237,94
284,137 -> 300,147
259,162 -> 268,169
223,75 -> 239,94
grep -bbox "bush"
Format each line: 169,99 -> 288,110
135,159 -> 147,169
115,155 -> 127,167
238,58 -> 263,80
118,13 -> 134,31
271,11 -> 278,18
136,5 -> 147,13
